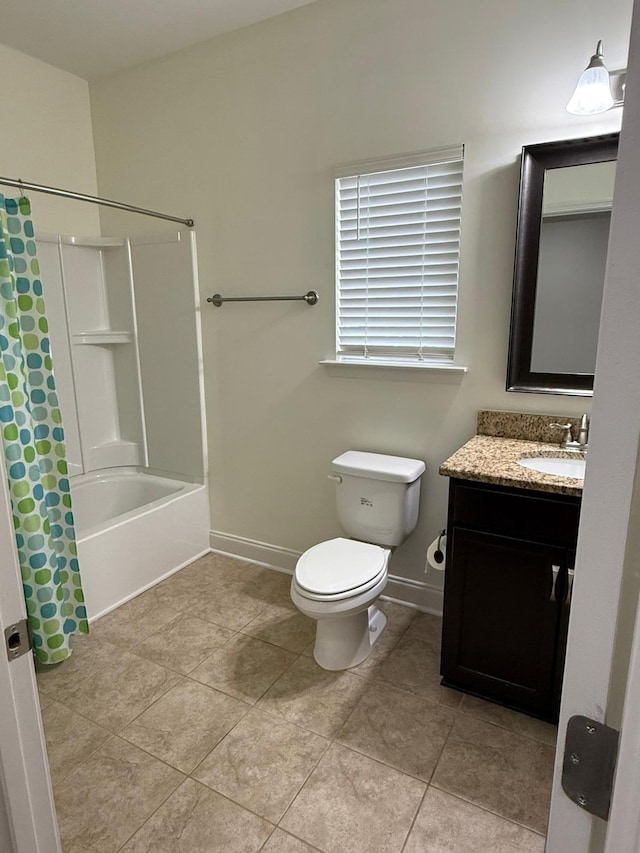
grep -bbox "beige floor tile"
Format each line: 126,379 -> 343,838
88,594 -> 180,648
404,787 -> 546,852
134,615 -> 235,675
59,651 -> 181,732
261,829 -> 321,852
255,568 -> 295,603
38,689 -> 54,711
48,562 -> 552,853
204,560 -> 292,608
281,743 -> 425,853
121,679 -> 249,773
41,701 -> 111,786
349,625 -> 405,676
432,714 -> 555,834
459,694 -> 558,747
141,572 -> 208,612
241,601 -> 316,653
54,736 -> 183,853
121,778 -> 273,852
337,681 -> 455,781
189,581 -> 272,630
35,665 -> 58,697
404,611 -> 444,645
155,558 -> 288,616
379,599 -> 418,635
190,552 -> 268,586
257,655 -> 369,737
203,556 -> 291,594
191,634 -> 296,703
193,707 -> 328,822
35,635 -> 123,698
177,554 -> 254,585
242,570 -> 293,606
376,634 -> 463,709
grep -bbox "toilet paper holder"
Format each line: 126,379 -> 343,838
426,528 -> 448,573
432,529 -> 446,564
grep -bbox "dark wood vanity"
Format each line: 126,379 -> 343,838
438,414 -> 586,723
440,477 -> 581,721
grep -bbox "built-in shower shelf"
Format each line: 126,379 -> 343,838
87,440 -> 140,471
72,330 -> 133,346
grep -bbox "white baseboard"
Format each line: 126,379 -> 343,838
209,530 -> 298,574
209,529 -> 444,615
384,573 -> 444,616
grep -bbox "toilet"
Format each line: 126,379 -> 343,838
290,450 -> 426,671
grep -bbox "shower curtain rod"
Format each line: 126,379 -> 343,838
0,175 -> 194,227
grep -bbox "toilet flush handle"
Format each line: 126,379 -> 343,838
328,474 -> 343,484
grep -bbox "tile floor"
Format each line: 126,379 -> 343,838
35,553 -> 556,852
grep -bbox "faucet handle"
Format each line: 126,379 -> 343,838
550,422 -> 573,447
578,413 -> 590,448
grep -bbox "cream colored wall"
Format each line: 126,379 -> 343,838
90,0 -> 631,600
0,44 -> 99,235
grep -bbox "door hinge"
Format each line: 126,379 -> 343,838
562,715 -> 619,821
4,618 -> 32,662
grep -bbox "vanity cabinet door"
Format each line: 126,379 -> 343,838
552,548 -> 576,715
441,527 -> 567,719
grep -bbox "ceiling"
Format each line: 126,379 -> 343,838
0,0 -> 319,80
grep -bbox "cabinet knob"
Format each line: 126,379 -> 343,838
550,564 -> 561,602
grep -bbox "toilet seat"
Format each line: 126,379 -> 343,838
293,568 -> 387,602
294,537 -> 389,601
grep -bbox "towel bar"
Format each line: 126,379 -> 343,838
207,290 -> 319,307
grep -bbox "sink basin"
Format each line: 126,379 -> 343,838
517,456 -> 586,479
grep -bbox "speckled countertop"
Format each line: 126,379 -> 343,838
439,435 -> 585,497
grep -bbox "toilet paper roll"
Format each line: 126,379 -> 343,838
426,531 -> 447,572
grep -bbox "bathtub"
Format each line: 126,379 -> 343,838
70,468 -> 210,620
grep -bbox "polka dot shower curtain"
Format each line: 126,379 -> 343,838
0,194 -> 88,665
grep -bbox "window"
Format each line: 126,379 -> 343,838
335,146 -> 464,365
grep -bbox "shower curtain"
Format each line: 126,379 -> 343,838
0,194 -> 88,664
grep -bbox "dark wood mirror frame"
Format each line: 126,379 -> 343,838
506,133 -> 619,396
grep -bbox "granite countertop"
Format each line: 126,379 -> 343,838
439,435 -> 585,497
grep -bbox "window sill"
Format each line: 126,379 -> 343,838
319,359 -> 468,382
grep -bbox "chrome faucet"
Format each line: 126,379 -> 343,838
577,413 -> 589,449
549,414 -> 589,451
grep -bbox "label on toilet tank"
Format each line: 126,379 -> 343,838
360,496 -> 373,507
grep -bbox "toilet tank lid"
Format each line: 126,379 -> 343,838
332,451 -> 426,483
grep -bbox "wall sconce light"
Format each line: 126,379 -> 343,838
566,40 -> 626,115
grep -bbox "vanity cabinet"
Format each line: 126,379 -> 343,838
441,477 -> 581,721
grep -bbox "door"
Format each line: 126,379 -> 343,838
0,448 -> 61,852
442,527 -> 564,716
546,1 -> 640,848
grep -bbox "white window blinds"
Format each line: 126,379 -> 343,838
335,146 -> 464,362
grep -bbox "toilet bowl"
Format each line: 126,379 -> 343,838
291,537 -> 390,670
290,450 -> 425,671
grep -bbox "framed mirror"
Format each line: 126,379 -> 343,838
507,133 -> 619,395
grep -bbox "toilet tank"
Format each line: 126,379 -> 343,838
331,451 -> 426,547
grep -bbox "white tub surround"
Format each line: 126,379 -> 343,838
37,228 -> 209,620
38,234 -> 147,476
73,469 -> 210,620
38,230 -> 206,482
